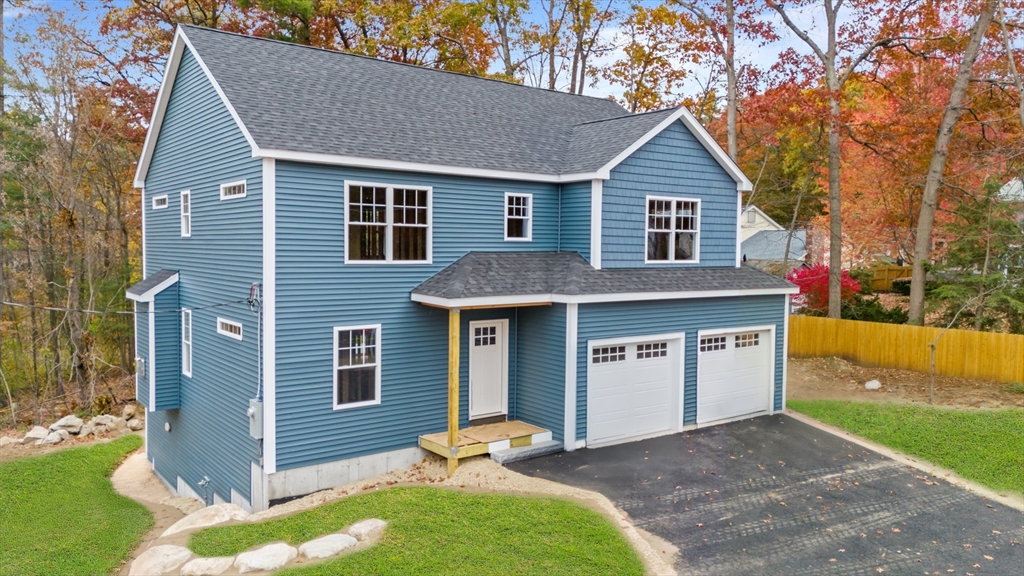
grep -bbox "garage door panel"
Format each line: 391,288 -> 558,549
589,340 -> 679,445
697,330 -> 771,425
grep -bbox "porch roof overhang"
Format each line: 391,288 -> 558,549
126,270 -> 179,303
410,252 -> 798,309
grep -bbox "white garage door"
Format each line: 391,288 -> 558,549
697,329 -> 772,424
588,339 -> 679,446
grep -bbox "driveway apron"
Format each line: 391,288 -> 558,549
508,414 -> 1024,575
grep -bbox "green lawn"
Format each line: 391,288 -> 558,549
190,486 -> 645,576
0,435 -> 152,576
787,400 -> 1024,494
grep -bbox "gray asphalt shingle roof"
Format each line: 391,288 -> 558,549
742,230 -> 807,261
412,252 -> 795,300
180,25 -> 676,176
126,269 -> 178,299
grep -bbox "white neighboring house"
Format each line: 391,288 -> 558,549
741,206 -> 785,241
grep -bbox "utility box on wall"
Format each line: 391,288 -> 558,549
248,399 -> 263,439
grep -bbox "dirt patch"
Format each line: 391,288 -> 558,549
788,356 -> 1024,408
0,426 -> 144,464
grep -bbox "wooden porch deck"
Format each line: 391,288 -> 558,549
419,420 -> 552,460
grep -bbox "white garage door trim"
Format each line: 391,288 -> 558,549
586,331 -> 686,447
696,324 -> 776,427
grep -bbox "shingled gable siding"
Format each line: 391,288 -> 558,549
575,295 -> 786,440
136,302 -> 149,409
274,162 -> 559,471
142,47 -> 262,505
153,284 -> 181,410
601,120 -> 738,268
514,304 -> 567,442
559,181 -> 591,260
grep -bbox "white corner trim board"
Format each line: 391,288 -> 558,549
262,158 -> 277,474
590,179 -> 602,270
563,303 -> 579,451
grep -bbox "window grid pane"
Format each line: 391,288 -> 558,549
647,198 -> 698,262
637,342 -> 668,359
735,333 -> 760,348
473,326 -> 497,346
336,327 -> 378,406
699,336 -> 726,352
592,346 -> 626,364
348,184 -> 430,262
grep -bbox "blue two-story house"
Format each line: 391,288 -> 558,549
127,25 -> 797,512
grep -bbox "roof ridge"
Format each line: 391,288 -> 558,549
179,24 -> 624,107
572,106 -> 678,128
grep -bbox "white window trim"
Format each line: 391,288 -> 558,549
216,317 -> 243,341
220,179 -> 247,201
180,190 -> 192,238
152,194 -> 169,210
182,309 -> 193,377
343,180 -> 432,265
503,192 -> 533,242
644,195 -> 700,265
332,323 -> 383,410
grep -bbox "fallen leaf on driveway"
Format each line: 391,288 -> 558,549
892,528 -> 901,533
973,564 -> 981,568
984,555 -> 993,561
829,558 -> 836,563
875,568 -> 884,573
992,530 -> 1001,534
963,543 -> 972,548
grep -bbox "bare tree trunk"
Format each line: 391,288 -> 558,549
908,1 -> 997,325
0,0 -> 6,403
826,94 -> 843,318
725,0 -> 737,161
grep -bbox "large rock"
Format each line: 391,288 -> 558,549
56,429 -> 70,440
38,431 -> 64,445
162,503 -> 250,537
126,418 -> 144,431
129,545 -> 193,576
22,426 -> 49,444
78,422 -> 95,437
86,414 -> 127,436
299,533 -> 358,559
348,518 -> 387,542
234,543 -> 297,573
49,415 -> 83,434
0,436 -> 18,448
90,414 -> 117,426
123,404 -> 138,421
180,556 -> 235,576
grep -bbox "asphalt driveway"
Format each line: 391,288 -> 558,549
508,414 -> 1024,575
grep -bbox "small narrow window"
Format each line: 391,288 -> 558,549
152,195 -> 168,210
220,180 -> 247,200
217,318 -> 243,340
735,333 -> 760,348
474,326 -> 497,347
592,346 -> 626,364
181,191 -> 192,237
699,336 -> 726,353
182,309 -> 193,377
637,342 -> 668,359
334,325 -> 381,409
505,193 -> 532,241
747,210 -> 756,224
647,196 -> 699,263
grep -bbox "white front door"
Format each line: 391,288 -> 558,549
697,329 -> 773,424
469,320 -> 508,419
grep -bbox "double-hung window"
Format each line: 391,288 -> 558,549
504,193 -> 532,241
346,182 -> 430,263
646,196 -> 699,263
333,325 -> 381,409
181,191 -> 192,237
182,309 -> 193,377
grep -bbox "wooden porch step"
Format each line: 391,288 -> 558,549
419,420 -> 550,460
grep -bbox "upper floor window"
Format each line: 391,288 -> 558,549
345,182 -> 431,263
646,196 -> 699,263
152,195 -> 168,210
334,325 -> 382,409
182,309 -> 193,377
504,193 -> 532,241
181,191 -> 192,237
217,318 -> 243,340
220,180 -> 246,200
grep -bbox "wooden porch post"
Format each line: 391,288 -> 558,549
447,307 -> 461,475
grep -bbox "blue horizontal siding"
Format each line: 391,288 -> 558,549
142,47 -> 262,504
153,284 -> 180,410
559,181 -> 591,261
602,121 -> 739,268
576,295 -> 786,440
514,304 -> 566,442
274,162 -> 560,470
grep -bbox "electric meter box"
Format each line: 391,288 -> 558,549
248,399 -> 263,439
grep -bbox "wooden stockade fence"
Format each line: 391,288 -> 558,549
869,265 -> 912,292
788,316 -> 1024,384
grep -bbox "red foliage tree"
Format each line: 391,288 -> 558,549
788,265 -> 860,313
